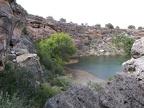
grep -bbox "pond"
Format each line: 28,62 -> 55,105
67,56 -> 123,80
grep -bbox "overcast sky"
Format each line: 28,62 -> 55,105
17,0 -> 144,28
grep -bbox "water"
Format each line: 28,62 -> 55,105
67,56 -> 123,80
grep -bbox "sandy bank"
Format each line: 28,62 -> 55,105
65,67 -> 105,85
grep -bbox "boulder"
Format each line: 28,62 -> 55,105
131,37 -> 144,58
44,83 -> 100,108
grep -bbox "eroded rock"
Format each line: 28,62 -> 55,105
44,83 -> 100,108
131,37 -> 144,58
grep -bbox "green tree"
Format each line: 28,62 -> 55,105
37,32 -> 76,65
128,25 -> 135,29
105,23 -> 114,29
60,18 -> 66,22
95,24 -> 101,28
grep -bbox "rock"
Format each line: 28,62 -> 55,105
16,53 -> 45,83
99,72 -> 144,108
15,49 -> 28,56
131,37 -> 144,59
0,42 -> 3,52
10,36 -> 19,46
0,0 -> 27,69
16,53 -> 37,63
44,83 -> 100,108
122,57 -> 144,73
7,54 -> 16,60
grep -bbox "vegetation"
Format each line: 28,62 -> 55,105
116,26 -> 120,29
95,24 -> 101,28
128,25 -> 135,29
0,92 -> 33,108
60,18 -> 66,22
112,34 -> 135,58
0,33 -> 76,107
105,23 -> 114,29
87,81 -> 103,92
37,32 -> 76,66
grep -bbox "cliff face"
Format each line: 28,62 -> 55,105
1,1 -> 144,108
44,37 -> 144,108
25,14 -> 143,57
0,0 -> 44,84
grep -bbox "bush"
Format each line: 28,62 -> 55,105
60,18 -> 66,22
128,25 -> 135,29
105,23 -> 114,29
0,92 -> 33,108
87,81 -> 103,92
112,34 -> 134,58
50,75 -> 73,90
95,24 -> 101,28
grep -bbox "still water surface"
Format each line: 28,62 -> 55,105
67,56 -> 123,80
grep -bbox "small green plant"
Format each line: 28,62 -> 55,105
108,76 -> 114,81
87,81 -> 103,92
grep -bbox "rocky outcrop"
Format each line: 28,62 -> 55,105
44,83 -> 100,108
44,38 -> 144,108
0,0 -> 27,70
0,1 -> 44,84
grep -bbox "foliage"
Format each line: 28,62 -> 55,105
50,75 -> 73,91
37,32 -> 76,65
0,61 -> 55,107
112,34 -> 135,58
138,26 -> 143,30
60,18 -> 66,22
108,76 -> 114,81
0,61 -> 35,97
116,26 -> 120,29
0,92 -> 33,108
95,24 -> 101,28
87,81 -> 103,92
105,23 -> 114,29
128,25 -> 135,29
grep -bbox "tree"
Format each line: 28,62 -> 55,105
128,25 -> 135,29
116,26 -> 120,29
95,24 -> 101,28
105,23 -> 114,29
37,33 -> 76,65
138,26 -> 143,30
59,18 -> 66,22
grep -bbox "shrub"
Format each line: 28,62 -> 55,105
128,25 -> 135,29
95,24 -> 101,28
60,18 -> 66,22
0,92 -> 33,108
112,34 -> 134,58
105,23 -> 114,29
50,75 -> 73,90
87,81 -> 103,92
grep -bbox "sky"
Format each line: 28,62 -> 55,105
17,0 -> 144,29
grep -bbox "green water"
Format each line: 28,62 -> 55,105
67,56 -> 123,80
